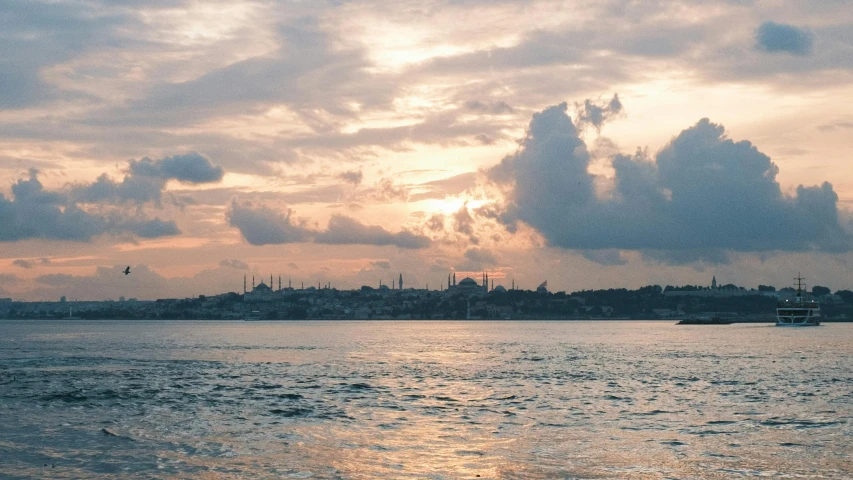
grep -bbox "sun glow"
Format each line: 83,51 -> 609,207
430,197 -> 489,215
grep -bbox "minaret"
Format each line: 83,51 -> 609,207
270,274 -> 273,287
243,275 -> 247,294
453,272 -> 456,286
399,273 -> 403,290
289,278 -> 292,289
512,278 -> 515,290
278,276 -> 281,291
447,273 -> 451,290
712,276 -> 717,290
491,279 -> 494,291
252,276 -> 255,289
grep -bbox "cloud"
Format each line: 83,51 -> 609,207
13,259 -> 34,269
0,170 -> 180,242
123,217 -> 180,238
129,153 -> 224,184
370,260 -> 391,269
464,248 -> 498,266
454,204 -> 475,236
73,173 -> 165,205
316,215 -> 431,249
227,201 -> 431,249
426,213 -> 445,232
226,201 -> 311,246
474,133 -> 495,145
580,249 -> 628,266
219,259 -> 249,270
455,248 -> 499,272
489,101 -> 851,263
73,153 -> 224,206
0,273 -> 19,284
36,273 -> 75,286
465,100 -> 514,114
0,0 -> 139,109
409,172 -> 477,202
339,169 -> 363,185
575,94 -> 623,131
755,22 -> 814,56
817,121 -> 853,133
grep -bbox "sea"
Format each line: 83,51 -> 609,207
0,320 -> 851,479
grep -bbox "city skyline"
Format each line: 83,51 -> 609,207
3,1 -> 853,301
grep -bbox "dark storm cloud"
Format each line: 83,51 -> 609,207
0,169 -> 180,242
489,102 -> 851,263
227,203 -> 431,249
219,259 -> 249,270
315,215 -> 431,249
755,22 -> 814,55
12,259 -> 34,269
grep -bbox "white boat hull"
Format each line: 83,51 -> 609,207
775,321 -> 820,327
775,311 -> 820,327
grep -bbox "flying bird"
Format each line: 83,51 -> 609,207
123,266 -> 130,275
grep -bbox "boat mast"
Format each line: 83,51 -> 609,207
795,273 -> 805,300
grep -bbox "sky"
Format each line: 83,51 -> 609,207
2,0 -> 853,301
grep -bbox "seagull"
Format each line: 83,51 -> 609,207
123,266 -> 130,275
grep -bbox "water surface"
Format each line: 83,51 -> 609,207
1,320 -> 851,478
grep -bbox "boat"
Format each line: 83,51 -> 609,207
676,316 -> 732,325
776,275 -> 821,327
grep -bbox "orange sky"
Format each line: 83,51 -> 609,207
2,1 -> 852,300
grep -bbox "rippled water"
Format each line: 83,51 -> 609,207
0,320 -> 851,479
